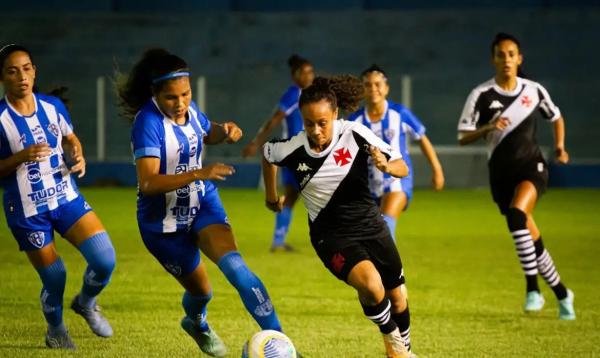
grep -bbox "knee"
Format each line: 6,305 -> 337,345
389,286 -> 408,313
506,207 -> 527,231
80,232 -> 116,278
356,278 -> 385,306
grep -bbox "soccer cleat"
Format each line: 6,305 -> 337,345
45,329 -> 76,350
70,295 -> 113,337
382,328 -> 410,358
524,291 -> 545,312
270,243 -> 296,253
181,316 -> 228,357
558,289 -> 576,320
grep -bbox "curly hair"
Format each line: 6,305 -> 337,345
116,48 -> 189,121
299,75 -> 364,113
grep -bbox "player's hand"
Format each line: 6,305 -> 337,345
265,195 -> 285,212
222,122 -> 243,144
196,163 -> 235,181
242,141 -> 258,158
369,146 -> 389,173
19,143 -> 52,163
69,146 -> 86,178
432,169 -> 445,191
488,117 -> 511,131
555,147 -> 569,164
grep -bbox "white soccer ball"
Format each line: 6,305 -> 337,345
241,330 -> 297,358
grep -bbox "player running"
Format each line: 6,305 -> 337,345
349,64 -> 444,241
263,75 -> 415,358
457,33 -> 575,319
242,54 -> 314,252
120,48 -> 283,357
0,44 -> 116,349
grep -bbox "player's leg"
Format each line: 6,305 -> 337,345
347,260 -> 408,358
194,183 -> 281,331
271,169 -> 299,251
387,286 -> 411,353
60,199 -> 115,337
380,191 -> 407,243
524,201 -> 574,319
140,229 -> 227,357
506,180 -> 543,311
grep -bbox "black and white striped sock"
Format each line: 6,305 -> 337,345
534,237 -> 568,300
391,306 -> 411,352
362,298 -> 397,334
506,208 -> 540,292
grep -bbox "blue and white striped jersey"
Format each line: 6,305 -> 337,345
348,100 -> 426,197
0,94 -> 79,218
278,85 -> 303,139
131,99 -> 211,233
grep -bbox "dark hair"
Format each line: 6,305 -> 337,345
117,48 -> 189,120
360,64 -> 387,79
287,54 -> 311,74
491,32 -> 527,78
0,44 -> 33,75
299,75 -> 364,113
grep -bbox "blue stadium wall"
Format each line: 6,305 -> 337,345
1,1 -> 599,187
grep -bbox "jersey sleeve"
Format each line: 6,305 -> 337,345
458,88 -> 482,132
398,106 -> 426,140
352,122 -> 402,161
191,101 -> 212,135
278,87 -> 299,116
263,135 -> 304,166
536,83 -> 561,122
131,114 -> 162,160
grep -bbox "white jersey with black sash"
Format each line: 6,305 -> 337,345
263,119 -> 402,241
458,77 -> 560,172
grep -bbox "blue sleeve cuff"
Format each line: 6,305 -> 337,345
134,147 -> 161,159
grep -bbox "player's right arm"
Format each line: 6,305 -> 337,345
242,109 -> 286,158
0,143 -> 52,178
135,157 -> 234,196
261,155 -> 284,212
457,88 -> 510,145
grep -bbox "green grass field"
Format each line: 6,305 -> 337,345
1,188 -> 599,357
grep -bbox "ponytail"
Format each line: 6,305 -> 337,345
299,75 -> 364,113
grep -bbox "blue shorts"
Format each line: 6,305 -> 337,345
281,167 -> 299,190
6,195 -> 93,251
373,173 -> 414,211
139,182 -> 229,277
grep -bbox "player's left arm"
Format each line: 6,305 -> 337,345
205,121 -> 243,145
418,136 -> 445,191
552,116 -> 569,164
62,133 -> 86,178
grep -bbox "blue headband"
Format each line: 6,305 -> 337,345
151,71 -> 190,84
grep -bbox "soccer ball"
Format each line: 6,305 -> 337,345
241,330 -> 297,358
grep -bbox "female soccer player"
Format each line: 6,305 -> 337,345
120,49 -> 282,357
0,44 -> 116,349
457,33 -> 575,319
349,64 -> 444,241
263,76 -> 414,358
242,54 -> 314,252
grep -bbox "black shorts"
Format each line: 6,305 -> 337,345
310,231 -> 405,290
489,158 -> 549,215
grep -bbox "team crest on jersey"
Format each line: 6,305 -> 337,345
521,95 -> 533,107
384,128 -> 395,140
27,231 -> 46,249
47,123 -> 60,138
333,148 -> 352,166
489,100 -> 504,109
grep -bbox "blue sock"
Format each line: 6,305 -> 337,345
77,232 -> 116,308
383,215 -> 397,242
272,207 -> 292,246
217,252 -> 282,331
182,291 -> 212,332
36,258 -> 67,331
